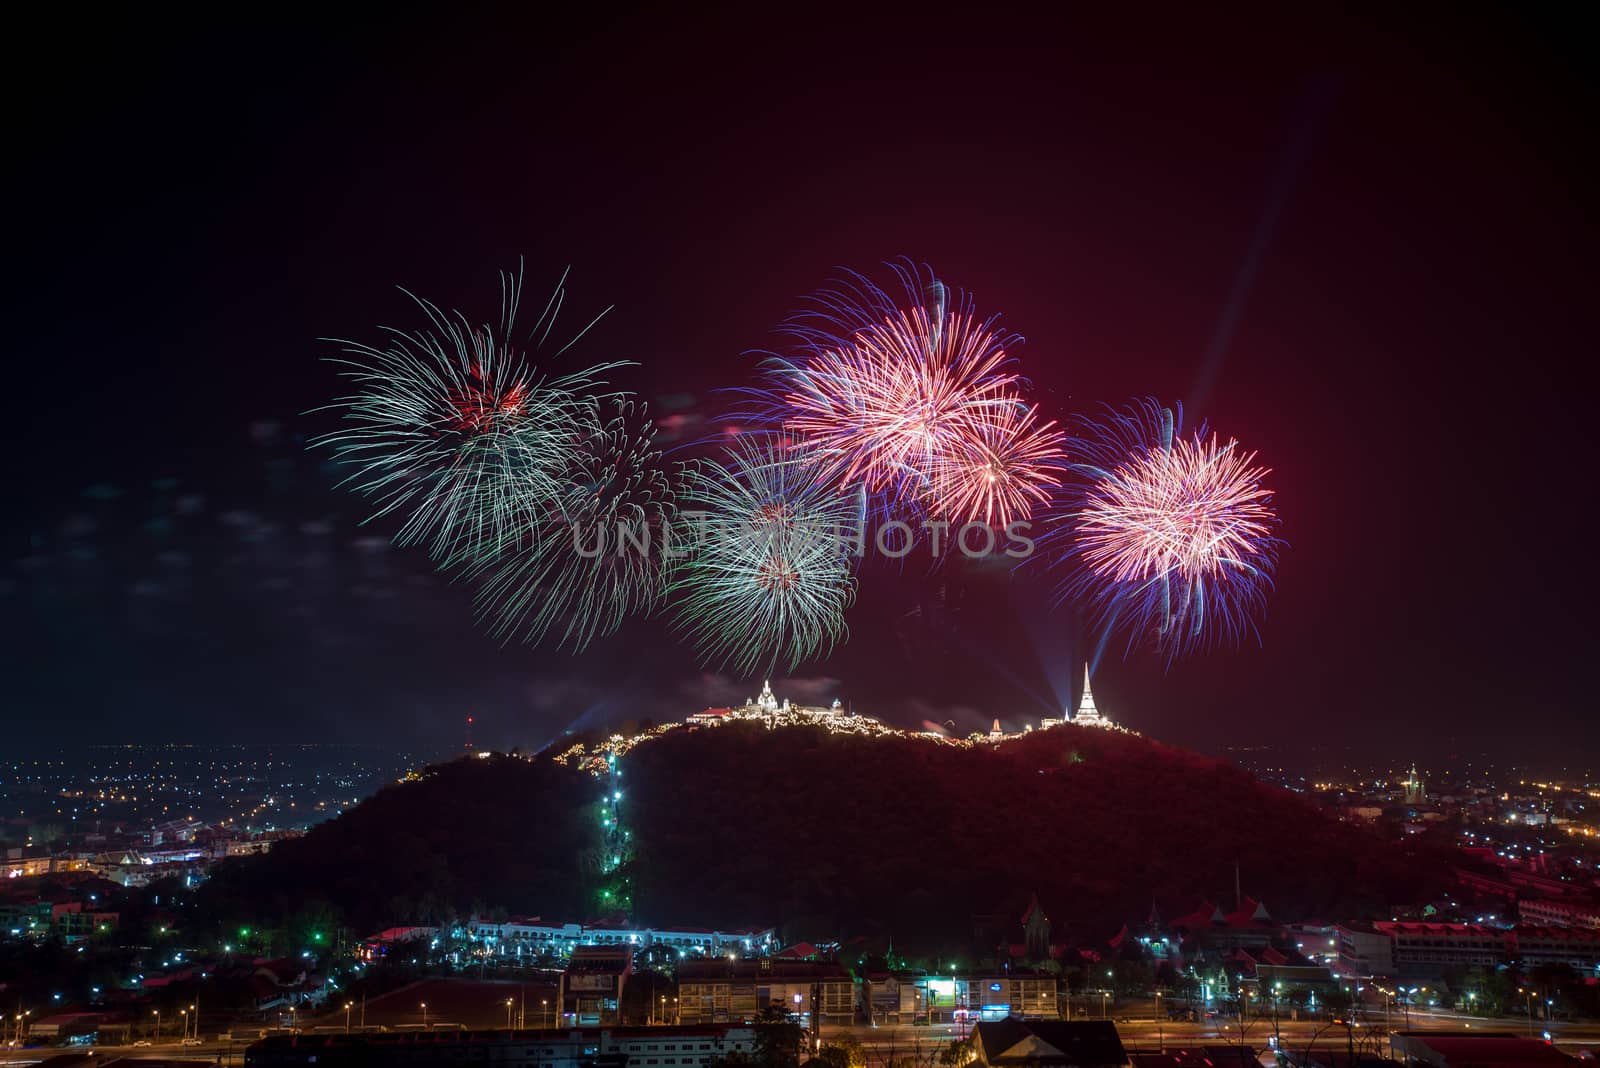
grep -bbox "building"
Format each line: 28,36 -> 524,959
50,902 -> 119,941
1509,925 -> 1600,970
863,972 -> 922,1023
245,1024 -> 761,1068
1339,920 -> 1600,976
683,682 -> 876,735
1403,766 -> 1425,806
915,974 -> 1061,1023
357,925 -> 437,962
676,958 -> 854,1026
1518,896 -> 1600,930
0,901 -> 51,938
1371,922 -> 1505,976
970,1019 -> 1127,1068
563,945 -> 634,1026
1388,1031 -> 1573,1067
1336,923 -> 1396,976
1254,963 -> 1337,994
2,855 -> 89,879
25,1012 -> 112,1045
1070,666 -> 1108,728
1170,898 -> 1281,953
467,917 -> 776,959
1284,923 -> 1342,967
150,818 -> 204,846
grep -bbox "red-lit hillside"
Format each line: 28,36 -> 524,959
203,723 -> 1449,952
621,723 -> 1447,946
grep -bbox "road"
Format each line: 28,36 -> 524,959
0,1037 -> 245,1065
4,1003 -> 1598,1065
832,1001 -> 1600,1063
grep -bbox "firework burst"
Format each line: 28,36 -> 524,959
744,262 -> 1059,524
924,398 -> 1067,528
313,264 -> 620,562
469,399 -> 679,652
1045,398 -> 1280,659
669,434 -> 858,675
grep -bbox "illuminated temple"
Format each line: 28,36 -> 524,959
1070,665 -> 1109,728
687,680 -> 856,730
555,673 -> 1131,778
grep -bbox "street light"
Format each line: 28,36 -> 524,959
1270,984 -> 1282,1049
1154,991 -> 1164,1053
542,999 -> 550,1028
421,1002 -> 430,1030
506,998 -> 515,1029
8,1009 -> 32,1048
152,1010 -> 161,1042
345,1002 -> 354,1033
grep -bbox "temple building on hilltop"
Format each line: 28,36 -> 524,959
1070,665 -> 1111,728
686,681 -> 850,729
1025,664 -> 1121,734
1404,763 -> 1426,805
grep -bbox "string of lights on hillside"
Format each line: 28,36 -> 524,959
549,671 -> 1136,777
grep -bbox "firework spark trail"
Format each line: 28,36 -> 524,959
669,433 -> 858,675
740,261 -> 1061,527
1041,397 -> 1280,660
468,399 -> 679,653
1078,435 -> 1275,585
313,264 -> 623,564
776,304 -> 1021,495
924,398 -> 1068,528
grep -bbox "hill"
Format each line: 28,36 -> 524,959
202,723 -> 1449,953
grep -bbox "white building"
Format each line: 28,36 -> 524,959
1070,665 -> 1110,728
467,917 -> 777,959
683,682 -> 896,737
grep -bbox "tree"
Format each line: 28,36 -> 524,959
752,1023 -> 804,1068
939,1038 -> 974,1067
817,1036 -> 866,1068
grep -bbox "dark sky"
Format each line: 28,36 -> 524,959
6,7 -> 1594,763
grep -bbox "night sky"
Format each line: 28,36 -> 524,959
6,8 -> 1593,761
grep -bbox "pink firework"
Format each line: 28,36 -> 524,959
779,305 -> 1019,497
1078,433 -> 1275,590
925,399 -> 1067,527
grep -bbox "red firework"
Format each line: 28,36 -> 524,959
444,332 -> 531,435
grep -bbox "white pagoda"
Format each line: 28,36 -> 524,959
1070,665 -> 1109,728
